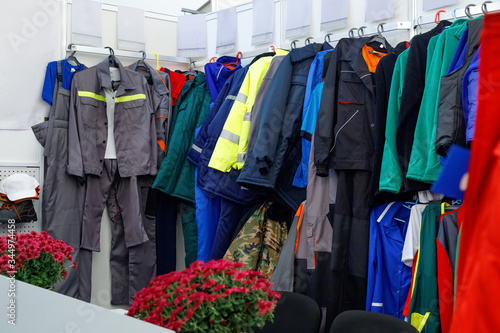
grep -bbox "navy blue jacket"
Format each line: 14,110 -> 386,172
238,42 -> 333,211
187,66 -> 260,204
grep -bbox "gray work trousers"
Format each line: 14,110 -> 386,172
32,77 -> 92,302
81,159 -> 148,252
108,175 -> 157,305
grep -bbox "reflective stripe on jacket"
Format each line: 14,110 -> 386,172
209,50 -> 288,172
67,58 -> 157,178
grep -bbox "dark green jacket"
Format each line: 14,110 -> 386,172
407,19 -> 468,183
153,72 -> 211,202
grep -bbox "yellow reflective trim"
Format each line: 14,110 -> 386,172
411,312 -> 430,332
78,91 -> 107,102
115,94 -> 146,103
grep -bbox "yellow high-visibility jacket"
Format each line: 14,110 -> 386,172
209,49 -> 289,172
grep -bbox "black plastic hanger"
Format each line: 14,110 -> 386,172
105,46 -> 118,68
66,44 -> 82,67
137,51 -> 148,68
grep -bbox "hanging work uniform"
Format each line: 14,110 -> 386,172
209,51 -> 287,172
204,55 -> 242,102
31,60 -> 92,301
293,49 -> 333,188
153,72 -> 211,267
192,53 -> 283,261
371,41 -> 412,204
187,68 -> 247,262
366,201 -> 414,320
408,203 -> 442,333
239,42 -> 333,211
406,19 -> 468,184
68,58 -> 156,301
435,18 -> 482,157
314,36 -> 391,320
396,20 -> 451,192
105,61 -> 172,305
379,48 -> 411,194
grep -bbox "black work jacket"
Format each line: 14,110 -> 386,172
314,37 -> 391,176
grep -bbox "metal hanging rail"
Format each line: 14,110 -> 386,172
66,44 -> 191,64
413,1 -> 500,28
191,21 -> 412,67
314,21 -> 412,45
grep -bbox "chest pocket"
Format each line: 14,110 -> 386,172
338,70 -> 366,105
119,98 -> 147,125
79,96 -> 98,127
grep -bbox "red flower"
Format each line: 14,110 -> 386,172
128,259 -> 277,332
257,299 -> 274,315
201,279 -> 216,289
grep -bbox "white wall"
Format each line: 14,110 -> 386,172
0,0 -> 496,311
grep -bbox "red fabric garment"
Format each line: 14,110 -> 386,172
437,209 -> 459,333
450,12 -> 500,333
160,67 -> 186,106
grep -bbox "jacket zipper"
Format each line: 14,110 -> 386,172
331,109 -> 360,152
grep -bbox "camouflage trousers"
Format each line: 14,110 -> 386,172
223,201 -> 288,279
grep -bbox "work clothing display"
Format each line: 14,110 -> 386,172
67,58 -> 157,179
396,20 -> 451,192
379,49 -> 411,194
239,42 -> 333,211
293,48 -> 333,188
435,18 -> 482,157
366,202 -> 413,320
22,7 -> 493,333
31,60 -> 90,301
406,19 -> 468,184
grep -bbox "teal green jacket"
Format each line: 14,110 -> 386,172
379,48 -> 410,193
407,19 -> 468,183
153,72 -> 212,202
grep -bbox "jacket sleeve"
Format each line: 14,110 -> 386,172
66,77 -> 84,179
314,45 -> 341,177
209,71 -> 250,172
253,55 -> 293,174
146,82 -> 158,176
187,76 -> 231,166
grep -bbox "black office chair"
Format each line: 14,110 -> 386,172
254,291 -> 321,333
329,310 -> 419,333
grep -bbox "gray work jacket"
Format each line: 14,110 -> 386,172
127,61 -> 172,168
67,58 -> 157,178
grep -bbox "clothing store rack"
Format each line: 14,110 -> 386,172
66,44 -> 191,64
190,21 -> 411,68
322,21 -> 412,44
413,1 -> 500,28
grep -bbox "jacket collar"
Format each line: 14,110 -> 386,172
377,202 -> 410,244
290,42 -> 333,63
344,37 -> 377,96
96,57 -> 135,96
128,61 -> 170,97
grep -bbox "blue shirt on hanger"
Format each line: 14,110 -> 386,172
42,59 -> 85,105
366,201 -> 414,319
